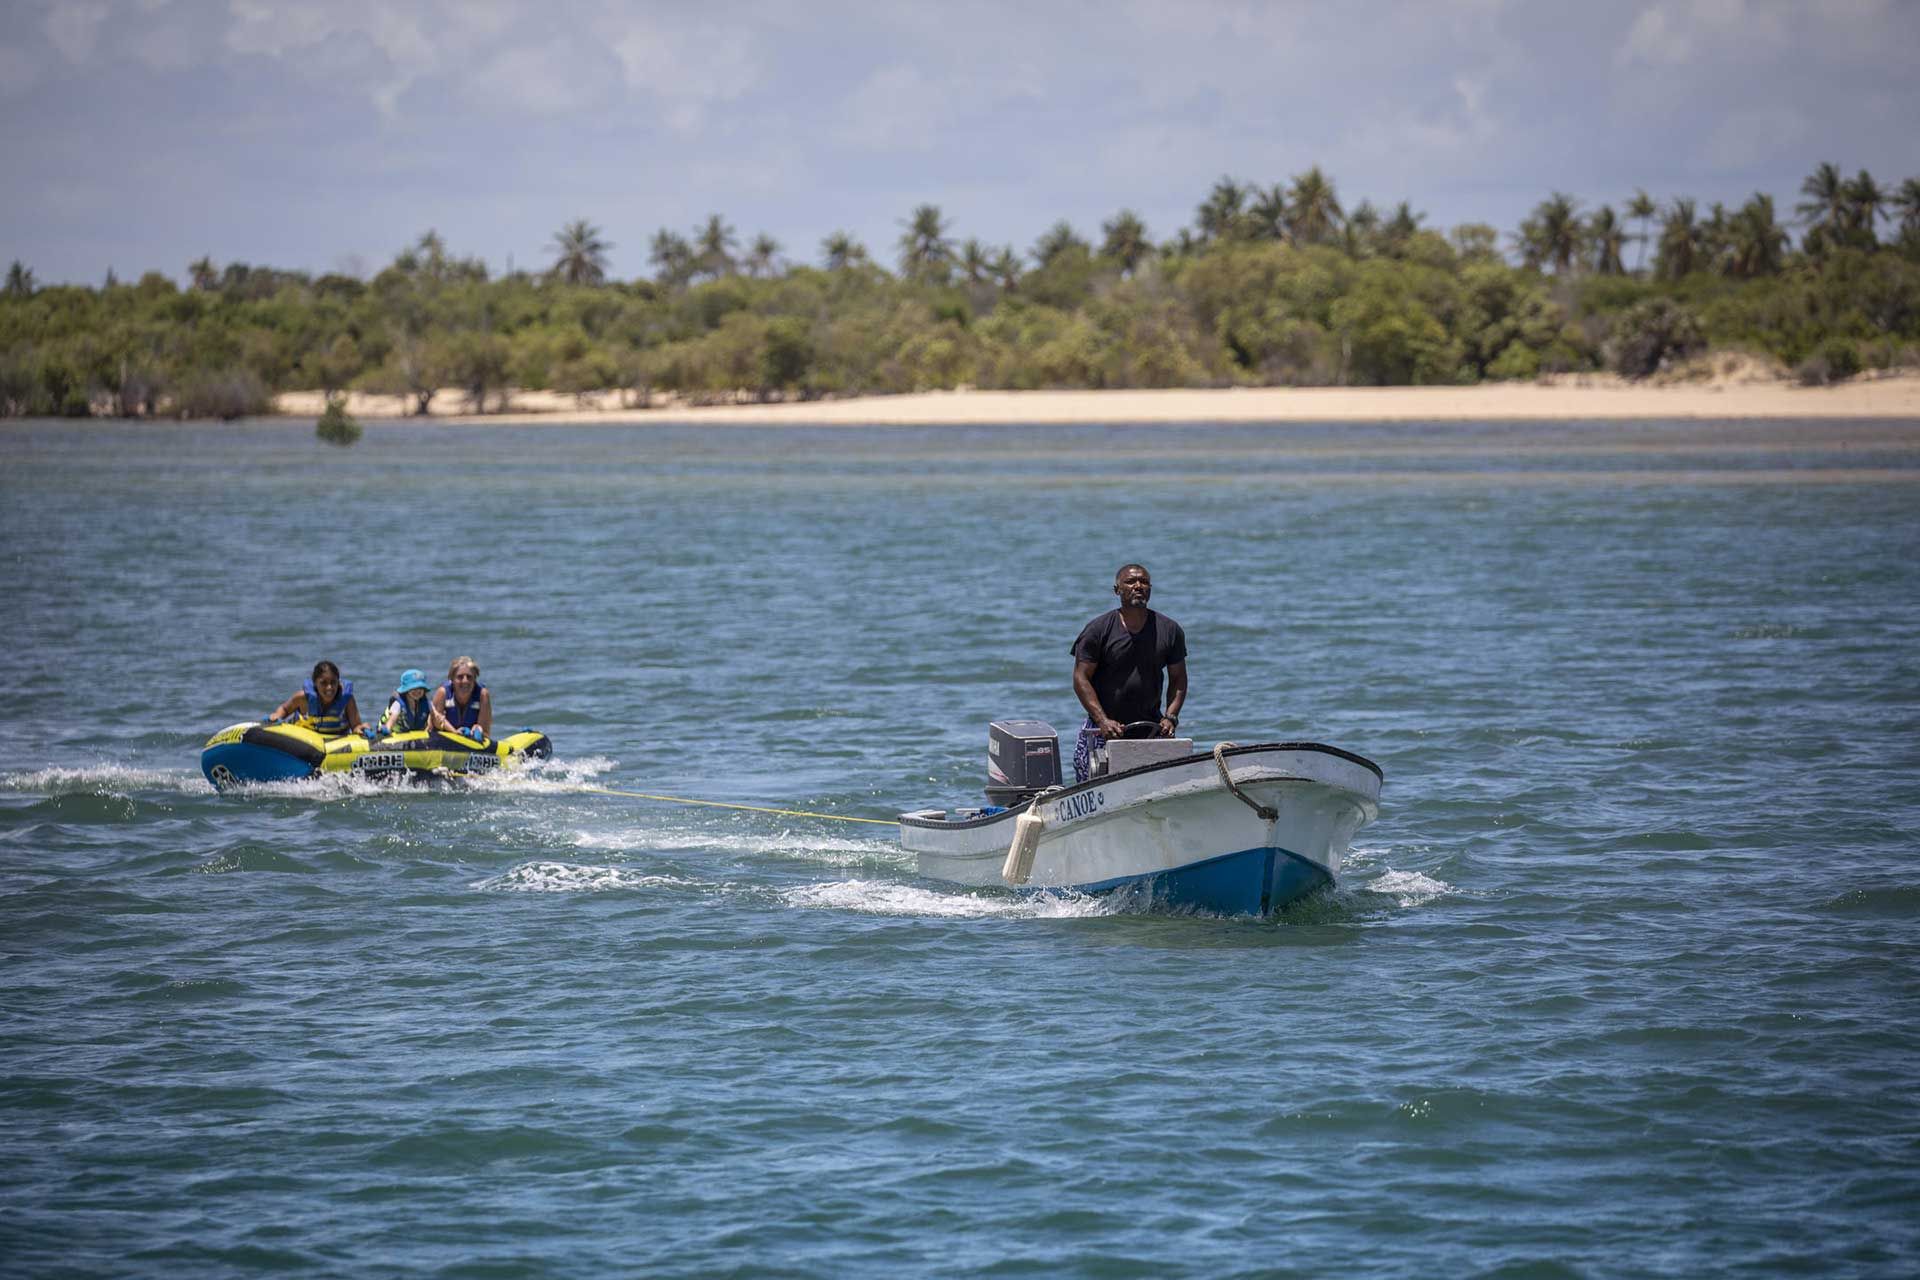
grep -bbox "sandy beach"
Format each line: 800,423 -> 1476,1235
276,370 -> 1920,426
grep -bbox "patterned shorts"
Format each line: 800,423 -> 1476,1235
1072,718 -> 1103,784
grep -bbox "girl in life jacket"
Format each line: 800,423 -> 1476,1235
378,668 -> 452,736
437,656 -> 493,741
270,661 -> 364,735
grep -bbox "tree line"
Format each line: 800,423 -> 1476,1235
4,162 -> 1918,418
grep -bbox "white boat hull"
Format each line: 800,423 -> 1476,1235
900,743 -> 1381,916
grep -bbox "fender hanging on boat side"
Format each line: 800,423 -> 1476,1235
1001,804 -> 1046,885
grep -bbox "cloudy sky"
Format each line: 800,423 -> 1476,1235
3,0 -> 1917,285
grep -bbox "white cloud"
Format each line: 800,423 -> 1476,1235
478,41 -> 604,116
1620,5 -> 1690,66
830,52 -> 1046,155
129,13 -> 204,72
1619,0 -> 1794,67
609,15 -> 761,126
1341,71 -> 1502,164
43,0 -> 108,63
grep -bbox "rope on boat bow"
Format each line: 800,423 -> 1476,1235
1211,744 -> 1278,822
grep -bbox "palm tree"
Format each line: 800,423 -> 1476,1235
1163,229 -> 1202,260
1797,162 -> 1848,251
1031,220 -> 1086,268
990,245 -> 1022,291
695,214 -> 736,278
897,204 -> 953,282
1286,166 -> 1344,246
820,231 -> 868,271
959,238 -> 992,285
415,229 -> 450,279
1700,201 -> 1734,274
1626,189 -> 1657,272
1589,206 -> 1628,275
1656,199 -> 1700,280
188,256 -> 218,291
1725,193 -> 1788,277
3,260 -> 35,297
1520,193 -> 1583,274
1382,201 -> 1424,253
1895,177 -> 1920,238
1196,176 -> 1247,242
1344,201 -> 1381,256
1100,209 -> 1151,274
549,219 -> 610,285
1249,184 -> 1290,242
745,233 -> 780,278
649,229 -> 694,285
1846,170 -> 1886,243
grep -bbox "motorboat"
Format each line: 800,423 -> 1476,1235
900,720 -> 1381,916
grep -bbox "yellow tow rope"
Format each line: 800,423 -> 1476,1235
581,785 -> 899,826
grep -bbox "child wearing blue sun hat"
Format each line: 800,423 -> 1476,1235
378,669 -> 452,735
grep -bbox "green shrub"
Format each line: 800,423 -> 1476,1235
1607,298 -> 1706,379
1485,341 -> 1541,381
1796,338 -> 1862,386
316,394 -> 362,445
1821,336 -> 1861,381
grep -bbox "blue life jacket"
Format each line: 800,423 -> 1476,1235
303,677 -> 354,734
390,691 -> 433,732
440,680 -> 487,730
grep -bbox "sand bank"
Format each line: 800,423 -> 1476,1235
276,373 -> 1920,426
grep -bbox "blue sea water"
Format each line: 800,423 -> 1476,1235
2,417 -> 1918,1278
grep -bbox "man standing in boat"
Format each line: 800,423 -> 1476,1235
1070,563 -> 1187,783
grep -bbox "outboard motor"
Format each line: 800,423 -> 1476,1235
985,719 -> 1060,808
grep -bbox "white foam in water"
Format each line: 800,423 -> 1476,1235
471,860 -> 702,893
781,878 -> 1116,919
461,755 -> 619,794
572,824 -> 905,868
1344,842 -> 1387,868
0,765 -> 207,795
1367,869 -> 1454,907
227,771 -> 421,801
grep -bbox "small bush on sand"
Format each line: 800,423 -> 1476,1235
1607,299 -> 1705,380
1796,339 -> 1863,387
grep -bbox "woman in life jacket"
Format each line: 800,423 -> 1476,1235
269,660 -> 364,735
437,656 -> 493,741
378,668 -> 452,736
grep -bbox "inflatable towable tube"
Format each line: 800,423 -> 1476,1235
201,720 -> 552,791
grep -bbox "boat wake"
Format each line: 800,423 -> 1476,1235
471,861 -> 705,894
0,764 -> 208,796
571,824 -> 902,869
459,755 -> 620,793
1363,868 -> 1454,907
781,879 -> 1119,919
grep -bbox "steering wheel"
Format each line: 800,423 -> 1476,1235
1118,720 -> 1163,740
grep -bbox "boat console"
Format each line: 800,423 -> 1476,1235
1091,736 -> 1195,777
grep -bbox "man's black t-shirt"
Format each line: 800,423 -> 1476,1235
1071,609 -> 1187,725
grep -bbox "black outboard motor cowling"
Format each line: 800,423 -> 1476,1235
985,719 -> 1061,808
